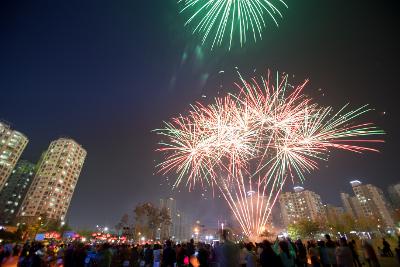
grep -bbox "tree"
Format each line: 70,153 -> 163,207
159,207 -> 172,240
0,229 -> 19,242
287,219 -> 321,239
326,213 -> 356,235
287,224 -> 301,239
133,202 -> 172,240
22,214 -> 50,240
46,219 -> 62,232
356,216 -> 379,233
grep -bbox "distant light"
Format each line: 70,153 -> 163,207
350,180 -> 362,187
293,186 -> 304,192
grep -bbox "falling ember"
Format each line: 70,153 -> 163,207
154,71 -> 384,239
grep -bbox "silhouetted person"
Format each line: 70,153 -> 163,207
197,243 -> 209,267
325,234 -> 337,267
348,240 -> 362,267
294,239 -> 307,267
218,229 -> 239,267
74,243 -> 87,267
97,243 -> 112,267
175,244 -> 186,267
362,240 -> 380,267
161,240 -> 176,267
143,243 -> 153,267
260,240 -> 282,267
382,238 -> 393,256
335,237 -> 353,267
187,239 -> 195,257
309,242 -> 321,267
278,241 -> 295,267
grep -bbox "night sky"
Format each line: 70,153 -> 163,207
0,0 -> 399,229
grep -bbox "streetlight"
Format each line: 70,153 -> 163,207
194,227 -> 199,241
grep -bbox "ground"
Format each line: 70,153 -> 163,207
1,255 -> 400,267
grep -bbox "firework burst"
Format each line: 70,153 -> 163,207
154,71 -> 384,239
178,0 -> 288,49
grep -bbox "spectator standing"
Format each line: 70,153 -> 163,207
278,241 -> 295,267
335,238 -> 353,267
161,240 -> 176,267
348,240 -> 362,267
294,239 -> 307,267
244,243 -> 256,267
239,243 -> 247,267
97,243 -> 112,267
197,243 -> 210,267
325,234 -> 337,267
153,244 -> 162,267
309,242 -> 321,267
362,240 -> 380,267
175,244 -> 186,267
382,238 -> 393,257
144,244 -> 153,267
259,240 -> 282,267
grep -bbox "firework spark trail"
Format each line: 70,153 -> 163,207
155,71 -> 384,239
178,0 -> 288,49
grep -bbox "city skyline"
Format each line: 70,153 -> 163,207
0,119 -> 397,230
0,120 -> 398,231
0,0 -> 399,229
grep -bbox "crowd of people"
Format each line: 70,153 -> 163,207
1,233 -> 399,267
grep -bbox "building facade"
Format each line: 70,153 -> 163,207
349,180 -> 395,229
324,204 -> 344,224
0,122 -> 29,191
340,192 -> 363,219
279,186 -> 325,227
0,160 -> 36,225
17,138 -> 86,222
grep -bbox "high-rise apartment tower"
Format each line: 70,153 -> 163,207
18,138 -> 86,222
0,122 -> 28,191
0,160 -> 36,224
279,186 -> 325,227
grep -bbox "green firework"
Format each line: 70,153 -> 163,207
178,0 -> 288,49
